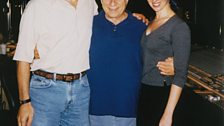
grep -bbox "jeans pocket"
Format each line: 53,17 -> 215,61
30,75 -> 53,88
80,75 -> 89,87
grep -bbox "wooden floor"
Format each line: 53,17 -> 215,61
189,46 -> 224,75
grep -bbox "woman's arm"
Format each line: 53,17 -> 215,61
159,22 -> 191,126
159,85 -> 182,126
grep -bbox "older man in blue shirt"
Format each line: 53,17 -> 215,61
88,0 -> 174,126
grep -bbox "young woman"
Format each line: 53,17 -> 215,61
137,0 -> 191,126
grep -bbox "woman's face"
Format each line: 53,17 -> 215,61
147,0 -> 170,12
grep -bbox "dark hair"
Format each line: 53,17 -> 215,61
148,0 -> 182,21
170,0 -> 180,12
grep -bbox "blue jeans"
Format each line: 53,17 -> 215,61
30,74 -> 90,126
90,115 -> 136,126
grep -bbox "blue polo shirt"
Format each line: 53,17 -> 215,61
88,11 -> 147,117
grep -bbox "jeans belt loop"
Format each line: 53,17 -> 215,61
53,73 -> 56,81
79,72 -> 82,80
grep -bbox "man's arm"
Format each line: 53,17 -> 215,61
132,13 -> 149,25
17,61 -> 34,126
157,57 -> 174,76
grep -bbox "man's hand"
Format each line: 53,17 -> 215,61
132,13 -> 149,25
157,57 -> 174,76
17,103 -> 34,126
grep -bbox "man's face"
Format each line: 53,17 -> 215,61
101,0 -> 128,21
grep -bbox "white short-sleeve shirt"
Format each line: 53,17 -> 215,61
13,0 -> 98,74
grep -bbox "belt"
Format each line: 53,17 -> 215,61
33,70 -> 86,82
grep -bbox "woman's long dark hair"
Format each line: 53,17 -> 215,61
170,0 -> 180,12
170,0 -> 186,20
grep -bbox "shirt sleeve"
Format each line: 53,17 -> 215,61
171,22 -> 191,88
13,2 -> 37,63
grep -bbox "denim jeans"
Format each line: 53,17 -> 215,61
90,115 -> 136,126
30,74 -> 90,126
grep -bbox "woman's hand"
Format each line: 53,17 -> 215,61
159,112 -> 173,126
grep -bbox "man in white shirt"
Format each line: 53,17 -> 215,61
13,0 -> 98,126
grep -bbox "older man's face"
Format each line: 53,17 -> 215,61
101,0 -> 128,21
